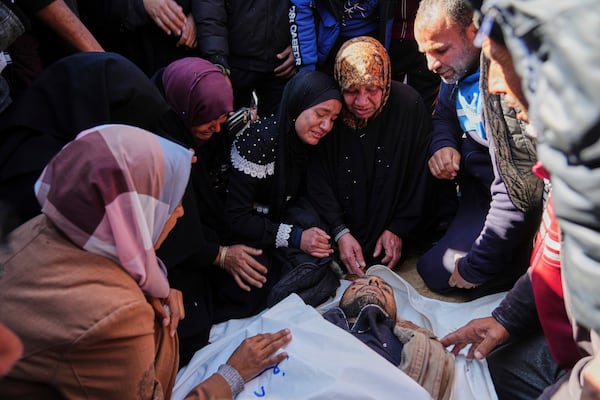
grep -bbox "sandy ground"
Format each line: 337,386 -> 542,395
393,255 -> 471,303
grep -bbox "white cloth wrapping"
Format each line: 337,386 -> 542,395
364,265 -> 504,400
173,265 -> 505,399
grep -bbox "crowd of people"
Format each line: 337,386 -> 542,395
0,0 -> 599,399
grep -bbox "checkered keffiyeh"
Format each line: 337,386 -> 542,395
35,124 -> 193,298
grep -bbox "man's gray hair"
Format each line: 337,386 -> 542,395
416,0 -> 474,29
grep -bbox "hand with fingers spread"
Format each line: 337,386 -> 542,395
150,288 -> 185,338
428,146 -> 461,180
274,45 -> 297,79
373,230 -> 402,269
440,317 -> 510,360
227,329 -> 293,381
338,233 -> 366,276
143,0 -> 186,36
300,227 -> 333,258
176,13 -> 197,49
219,244 -> 267,291
184,329 -> 292,399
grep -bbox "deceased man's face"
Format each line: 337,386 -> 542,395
339,276 -> 397,320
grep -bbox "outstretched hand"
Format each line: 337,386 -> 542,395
338,233 -> 366,276
227,329 -> 292,381
373,230 -> 402,269
221,245 -> 268,291
143,0 -> 186,36
440,316 -> 510,360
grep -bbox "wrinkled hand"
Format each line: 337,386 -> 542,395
441,316 -> 510,360
227,329 -> 292,381
373,230 -> 402,269
221,245 -> 267,292
338,233 -> 366,276
583,353 -> 600,400
300,227 -> 333,258
428,147 -> 461,180
274,45 -> 297,79
143,0 -> 186,36
150,288 -> 185,337
448,257 -> 478,289
176,13 -> 197,48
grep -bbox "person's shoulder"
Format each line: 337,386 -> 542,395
387,81 -> 427,114
389,81 -> 424,105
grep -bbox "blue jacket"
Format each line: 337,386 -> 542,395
433,77 -> 537,285
289,0 -> 396,70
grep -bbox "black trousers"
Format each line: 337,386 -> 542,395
487,331 -> 567,400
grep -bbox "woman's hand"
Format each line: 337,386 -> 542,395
373,230 -> 402,269
300,227 -> 333,258
338,233 -> 366,276
150,288 -> 185,337
221,245 -> 268,291
227,329 -> 292,381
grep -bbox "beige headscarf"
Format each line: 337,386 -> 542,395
334,36 -> 391,129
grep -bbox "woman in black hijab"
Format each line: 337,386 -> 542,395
307,36 -> 434,276
0,51 -> 169,224
221,70 -> 342,314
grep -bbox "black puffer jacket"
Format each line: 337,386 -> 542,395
195,0 -> 291,72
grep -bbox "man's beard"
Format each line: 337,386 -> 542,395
442,48 -> 481,84
340,293 -> 385,319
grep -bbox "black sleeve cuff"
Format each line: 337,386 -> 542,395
290,226 -> 303,249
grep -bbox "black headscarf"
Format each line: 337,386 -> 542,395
272,70 -> 341,217
0,51 -> 170,222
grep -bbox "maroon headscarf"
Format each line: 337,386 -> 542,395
162,57 -> 234,129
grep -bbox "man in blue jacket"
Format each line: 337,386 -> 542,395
414,0 -> 542,297
288,0 -> 396,73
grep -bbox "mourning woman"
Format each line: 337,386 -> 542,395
0,124 -> 189,397
0,124 -> 292,399
307,36 -> 433,275
224,70 -> 343,311
152,57 -> 272,366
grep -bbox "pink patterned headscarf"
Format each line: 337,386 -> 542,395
162,57 -> 234,129
34,124 -> 193,298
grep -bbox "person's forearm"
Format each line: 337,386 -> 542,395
36,0 -> 104,52
184,373 -> 233,400
491,272 -> 539,337
458,150 -> 535,284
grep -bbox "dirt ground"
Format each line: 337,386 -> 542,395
392,255 -> 470,303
